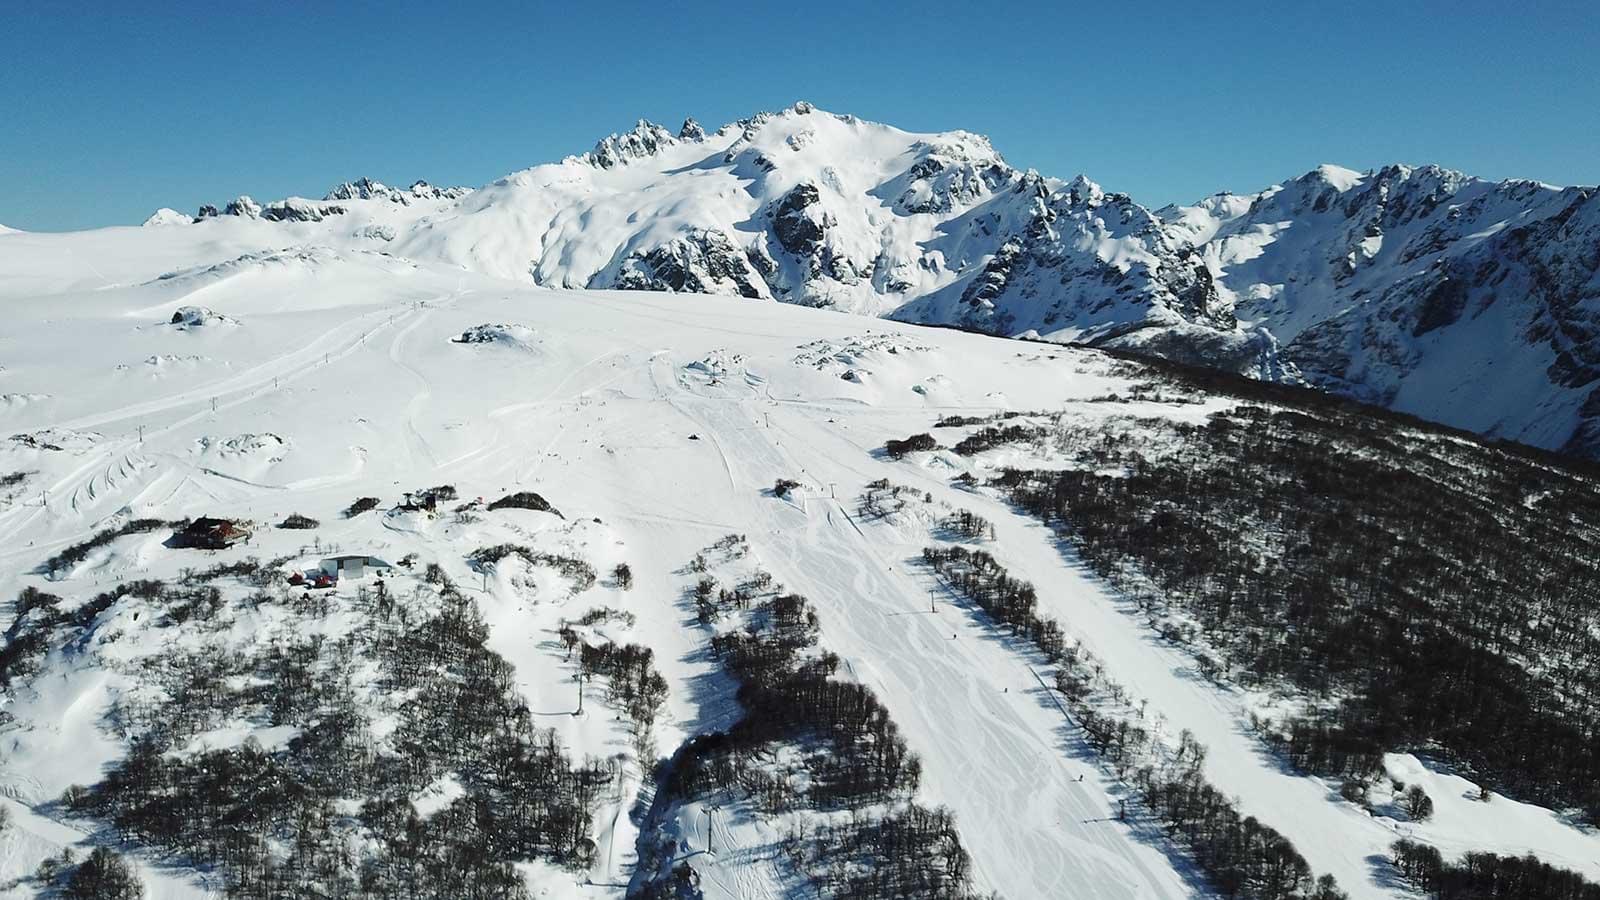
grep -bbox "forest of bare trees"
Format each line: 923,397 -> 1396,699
989,398 -> 1600,825
923,545 -> 1345,900
8,561 -> 609,898
637,538 -> 987,900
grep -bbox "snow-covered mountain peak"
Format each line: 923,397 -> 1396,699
405,179 -> 471,201
1254,161 -> 1490,225
324,177 -> 471,204
324,176 -> 395,201
676,116 -> 705,141
1157,192 -> 1256,246
222,195 -> 261,218
141,208 -> 191,227
582,118 -> 682,169
1303,162 -> 1365,191
1064,174 -> 1107,206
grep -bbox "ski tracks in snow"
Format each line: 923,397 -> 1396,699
388,304 -> 441,468
652,376 -> 1197,899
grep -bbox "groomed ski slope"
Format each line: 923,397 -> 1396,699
1,246 -> 1597,898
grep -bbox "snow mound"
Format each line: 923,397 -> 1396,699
356,223 -> 396,242
792,332 -> 934,375
8,428 -> 100,453
140,353 -> 210,370
197,433 -> 287,460
192,433 -> 290,483
912,373 -> 957,400
683,349 -> 748,380
0,392 -> 50,410
153,246 -> 344,285
450,323 -> 539,349
169,305 -> 238,329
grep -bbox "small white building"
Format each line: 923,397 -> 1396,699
319,555 -> 394,580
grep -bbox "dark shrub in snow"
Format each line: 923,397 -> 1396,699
342,497 -> 381,518
486,491 -> 563,518
884,433 -> 937,459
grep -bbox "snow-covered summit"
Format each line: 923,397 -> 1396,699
581,118 -> 683,169
141,208 -> 191,227
322,176 -> 468,204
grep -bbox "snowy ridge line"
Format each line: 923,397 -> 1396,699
82,100 -> 1600,462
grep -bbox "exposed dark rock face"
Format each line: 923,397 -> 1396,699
1102,325 -> 1292,383
609,229 -> 767,299
772,182 -> 828,256
325,177 -> 471,204
1410,265 -> 1470,337
168,305 -> 234,328
960,239 -> 1022,318
404,180 -> 471,201
222,196 -> 261,218
260,200 -> 346,223
325,177 -> 394,201
192,179 -> 467,225
892,140 -> 1015,215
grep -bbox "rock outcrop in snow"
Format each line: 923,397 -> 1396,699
222,195 -> 262,218
183,179 -> 470,223
612,228 -> 770,299
259,198 -> 347,222
582,119 -> 683,169
450,322 -> 539,350
168,305 -> 236,329
324,177 -> 471,204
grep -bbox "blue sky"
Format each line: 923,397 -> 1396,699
3,0 -> 1596,231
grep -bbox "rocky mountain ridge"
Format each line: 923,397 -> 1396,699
129,102 -> 1600,457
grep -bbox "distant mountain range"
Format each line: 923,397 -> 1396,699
108,102 -> 1600,458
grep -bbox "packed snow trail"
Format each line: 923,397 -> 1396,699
0,295 -> 448,552
657,384 -> 1200,899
